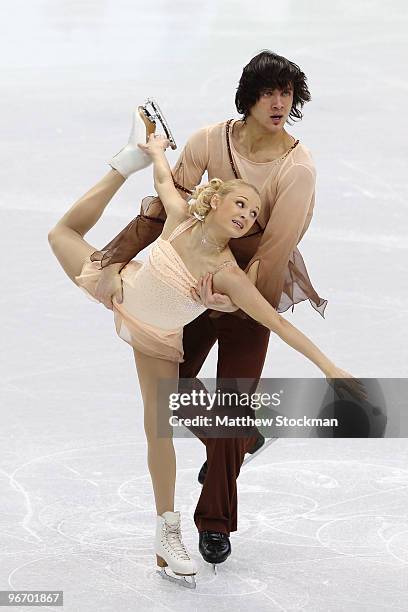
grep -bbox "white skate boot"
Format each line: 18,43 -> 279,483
109,106 -> 156,178
109,98 -> 177,179
155,511 -> 197,589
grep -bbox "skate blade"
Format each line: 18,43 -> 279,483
157,567 -> 196,589
242,438 -> 278,466
213,563 -> 218,575
141,98 -> 177,150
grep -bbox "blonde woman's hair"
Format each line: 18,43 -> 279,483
188,178 -> 260,220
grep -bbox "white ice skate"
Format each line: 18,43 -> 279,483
155,510 -> 197,589
109,98 -> 177,178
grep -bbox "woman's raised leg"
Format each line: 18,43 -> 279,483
48,169 -> 125,283
132,348 -> 179,515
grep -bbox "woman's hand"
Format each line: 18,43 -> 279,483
325,366 -> 368,402
190,273 -> 239,312
137,133 -> 170,156
94,268 -> 124,310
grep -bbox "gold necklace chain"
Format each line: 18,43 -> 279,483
200,221 -> 227,253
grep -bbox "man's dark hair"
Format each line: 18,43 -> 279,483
235,50 -> 311,124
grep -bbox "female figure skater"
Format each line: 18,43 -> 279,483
48,108 -> 362,589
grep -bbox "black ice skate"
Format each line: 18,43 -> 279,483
197,432 -> 270,485
242,436 -> 278,466
199,530 -> 231,574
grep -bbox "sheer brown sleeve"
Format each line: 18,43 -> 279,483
89,196 -> 165,270
89,127 -> 210,270
245,163 -> 328,317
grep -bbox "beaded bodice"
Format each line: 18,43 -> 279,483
119,216 -> 236,330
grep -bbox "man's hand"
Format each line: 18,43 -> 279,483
190,272 -> 238,312
94,268 -> 123,311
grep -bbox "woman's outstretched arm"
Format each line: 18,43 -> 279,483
213,266 -> 349,380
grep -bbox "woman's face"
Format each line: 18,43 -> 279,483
248,85 -> 294,131
212,185 -> 261,237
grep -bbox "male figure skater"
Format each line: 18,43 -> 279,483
89,50 -> 327,567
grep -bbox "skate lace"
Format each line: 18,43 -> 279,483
164,523 -> 190,560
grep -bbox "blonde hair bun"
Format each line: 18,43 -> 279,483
188,178 -> 259,220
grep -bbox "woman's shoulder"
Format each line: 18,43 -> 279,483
211,254 -> 244,293
160,210 -> 192,240
213,260 -> 240,275
211,247 -> 240,274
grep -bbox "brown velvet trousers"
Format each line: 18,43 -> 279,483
179,309 -> 270,536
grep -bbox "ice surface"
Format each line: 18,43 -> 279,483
1,1 -> 407,609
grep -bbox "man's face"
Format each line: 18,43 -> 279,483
248,84 -> 294,130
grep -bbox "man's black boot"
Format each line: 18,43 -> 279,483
199,530 -> 231,570
197,432 -> 265,485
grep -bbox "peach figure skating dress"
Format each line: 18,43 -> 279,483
75,215 -> 237,362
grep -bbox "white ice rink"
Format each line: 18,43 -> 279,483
1,1 -> 408,610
